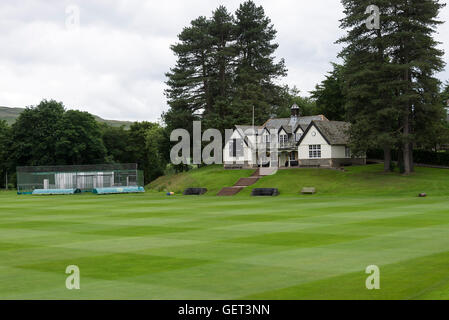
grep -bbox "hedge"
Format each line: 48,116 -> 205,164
367,149 -> 449,167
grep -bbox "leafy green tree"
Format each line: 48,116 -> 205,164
311,63 -> 346,121
126,122 -> 168,184
0,120 -> 10,188
416,81 -> 449,150
101,124 -> 130,163
55,110 -> 106,165
274,86 -> 318,118
145,125 -> 169,182
9,100 -> 65,166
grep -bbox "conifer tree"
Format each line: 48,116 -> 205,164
339,0 -> 446,173
233,0 -> 287,125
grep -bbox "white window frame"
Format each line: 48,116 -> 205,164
262,134 -> 271,150
279,134 -> 288,148
309,145 -> 321,159
229,139 -> 235,157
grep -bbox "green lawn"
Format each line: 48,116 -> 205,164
1,164 -> 449,299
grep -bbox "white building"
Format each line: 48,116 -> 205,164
223,104 -> 366,169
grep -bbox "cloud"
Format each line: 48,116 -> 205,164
0,0 -> 448,122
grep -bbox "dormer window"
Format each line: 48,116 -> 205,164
280,134 -> 288,148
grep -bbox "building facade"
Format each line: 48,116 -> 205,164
223,104 -> 366,169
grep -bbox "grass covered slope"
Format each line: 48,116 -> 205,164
149,164 -> 449,197
0,190 -> 449,299
148,165 -> 254,194
240,165 -> 449,197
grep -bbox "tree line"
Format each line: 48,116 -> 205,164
0,100 -> 169,187
165,0 -> 449,175
1,0 -> 449,187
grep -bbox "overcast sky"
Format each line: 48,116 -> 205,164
1,0 -> 448,122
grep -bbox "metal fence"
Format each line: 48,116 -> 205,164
17,164 -> 144,194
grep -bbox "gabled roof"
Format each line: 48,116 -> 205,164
296,121 -> 351,146
262,115 -> 327,134
294,124 -> 307,133
233,125 -> 257,147
278,126 -> 288,134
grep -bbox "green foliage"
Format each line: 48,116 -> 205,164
101,125 -> 130,163
0,99 -> 170,186
56,110 -> 106,165
442,81 -> 449,107
311,63 -> 346,121
125,122 -> 169,184
7,100 -> 106,169
368,148 -> 449,167
9,100 -> 66,166
164,1 -> 286,133
339,0 -> 447,174
274,86 -> 318,118
0,120 -> 10,187
0,106 -> 133,128
231,1 -> 287,125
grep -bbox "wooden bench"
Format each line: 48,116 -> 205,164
301,187 -> 316,195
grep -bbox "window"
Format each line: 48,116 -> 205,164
345,146 -> 351,158
280,134 -> 288,148
309,145 -> 321,158
229,140 -> 234,157
289,152 -> 297,161
229,139 -> 243,158
263,134 -> 271,150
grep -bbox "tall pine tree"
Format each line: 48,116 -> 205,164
164,1 -> 287,133
339,0 -> 446,174
390,0 -> 445,173
204,6 -> 237,132
233,1 -> 287,125
339,0 -> 400,171
311,63 -> 347,121
164,16 -> 213,133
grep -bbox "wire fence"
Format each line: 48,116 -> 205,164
17,164 -> 144,194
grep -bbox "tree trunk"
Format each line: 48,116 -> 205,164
398,147 -> 405,174
402,66 -> 412,175
383,147 -> 391,172
403,118 -> 411,175
409,142 -> 415,172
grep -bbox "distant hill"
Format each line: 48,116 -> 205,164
0,106 -> 133,128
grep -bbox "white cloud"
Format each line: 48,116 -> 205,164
0,0 -> 448,122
